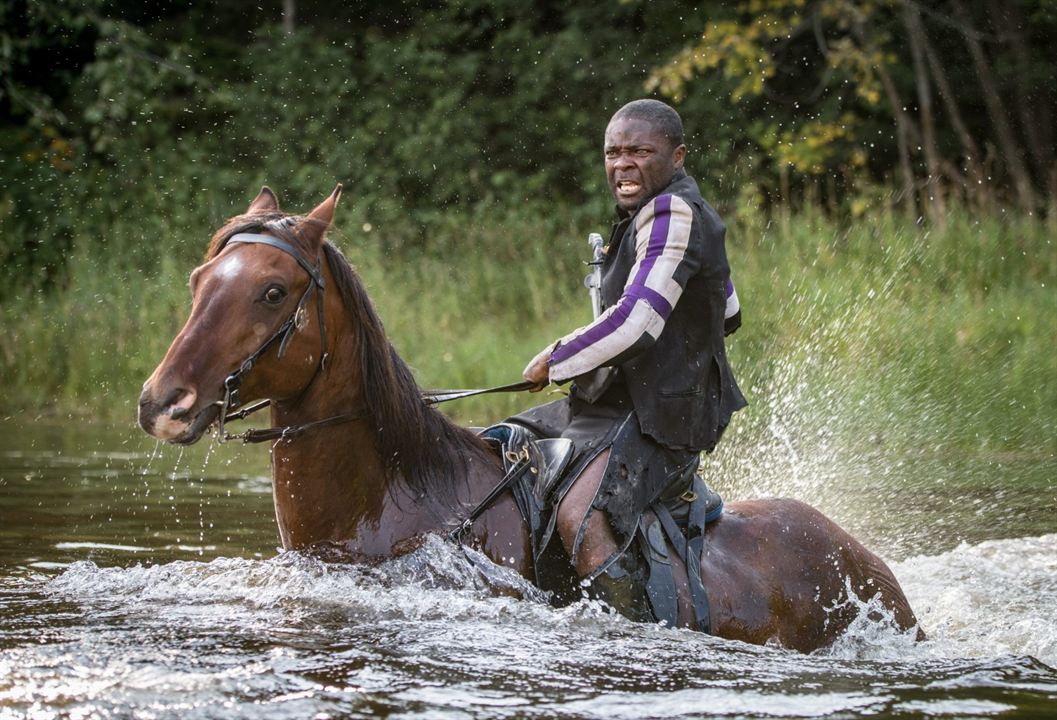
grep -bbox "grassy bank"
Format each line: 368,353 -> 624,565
1,204 -> 1054,469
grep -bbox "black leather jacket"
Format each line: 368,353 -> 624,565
573,170 -> 747,452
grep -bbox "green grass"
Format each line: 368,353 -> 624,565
724,207 -> 1056,455
2,204 -> 1054,468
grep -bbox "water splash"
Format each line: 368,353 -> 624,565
11,532 -> 1052,718
47,535 -> 549,625
711,282 -> 903,511
706,265 -> 1053,560
892,533 -> 1057,667
44,531 -> 1055,668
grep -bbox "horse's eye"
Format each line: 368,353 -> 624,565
263,286 -> 286,305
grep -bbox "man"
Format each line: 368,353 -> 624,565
518,99 -> 746,627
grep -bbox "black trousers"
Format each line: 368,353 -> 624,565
507,383 -> 701,550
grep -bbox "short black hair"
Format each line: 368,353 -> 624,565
609,99 -> 685,148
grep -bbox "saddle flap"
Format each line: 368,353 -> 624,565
532,438 -> 575,502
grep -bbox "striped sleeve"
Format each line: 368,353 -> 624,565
723,276 -> 741,336
724,277 -> 739,319
548,194 -> 697,382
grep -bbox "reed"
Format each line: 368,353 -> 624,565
2,205 -> 1052,461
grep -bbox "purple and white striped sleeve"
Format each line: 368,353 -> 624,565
548,194 -> 695,382
725,277 -> 739,319
723,276 -> 741,336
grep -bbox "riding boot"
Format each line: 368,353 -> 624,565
585,546 -> 656,624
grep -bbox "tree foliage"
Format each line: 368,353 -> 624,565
1,0 -> 1055,296
647,0 -> 1057,218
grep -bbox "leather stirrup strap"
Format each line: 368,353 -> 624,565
638,512 -> 678,627
448,456 -> 533,541
654,501 -> 712,634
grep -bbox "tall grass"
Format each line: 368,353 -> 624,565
1,203 -> 1053,466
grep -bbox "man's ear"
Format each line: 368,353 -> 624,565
672,144 -> 686,171
299,184 -> 343,249
247,186 -> 280,214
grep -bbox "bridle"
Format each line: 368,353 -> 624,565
213,232 -> 365,443
209,231 -> 534,444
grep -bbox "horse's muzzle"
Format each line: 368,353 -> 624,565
138,386 -> 218,444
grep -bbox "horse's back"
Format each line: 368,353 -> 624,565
701,497 -> 920,651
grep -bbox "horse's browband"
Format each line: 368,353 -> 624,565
228,233 -> 325,289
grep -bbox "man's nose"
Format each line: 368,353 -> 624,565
613,153 -> 635,170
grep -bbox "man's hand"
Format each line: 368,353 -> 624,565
522,345 -> 553,392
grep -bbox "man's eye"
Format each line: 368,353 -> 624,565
263,287 -> 286,304
635,149 -> 650,157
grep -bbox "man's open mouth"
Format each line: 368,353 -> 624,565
616,180 -> 641,196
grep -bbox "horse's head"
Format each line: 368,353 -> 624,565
138,185 -> 342,444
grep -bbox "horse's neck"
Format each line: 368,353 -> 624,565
262,257 -> 514,559
270,410 -> 439,549
264,297 -> 501,554
268,397 -> 505,556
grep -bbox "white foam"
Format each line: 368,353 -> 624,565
22,533 -> 1056,718
891,534 -> 1057,666
54,542 -> 150,553
47,535 -> 551,626
46,532 -> 1057,670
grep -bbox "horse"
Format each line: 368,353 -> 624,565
138,185 -> 922,652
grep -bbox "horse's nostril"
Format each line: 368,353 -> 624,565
159,387 -> 184,408
161,387 -> 197,420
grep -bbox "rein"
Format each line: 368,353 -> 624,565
217,380 -> 534,444
422,381 -> 535,405
211,232 -> 533,444
220,407 -> 370,444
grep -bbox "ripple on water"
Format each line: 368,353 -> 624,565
0,535 -> 1050,718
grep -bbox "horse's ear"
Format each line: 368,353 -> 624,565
308,184 -> 342,226
247,186 -> 280,214
300,184 -> 342,247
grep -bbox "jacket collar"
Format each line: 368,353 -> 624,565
614,168 -> 691,219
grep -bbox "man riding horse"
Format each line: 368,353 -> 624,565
138,98 -> 922,647
513,99 -> 746,628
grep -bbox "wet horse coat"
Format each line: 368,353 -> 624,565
138,186 -> 922,651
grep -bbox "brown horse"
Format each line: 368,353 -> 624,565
138,186 -> 922,652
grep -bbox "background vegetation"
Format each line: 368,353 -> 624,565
1,1 -> 1054,476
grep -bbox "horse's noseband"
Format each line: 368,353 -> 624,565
214,232 -> 333,442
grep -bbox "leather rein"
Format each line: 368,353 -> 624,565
211,232 -> 532,444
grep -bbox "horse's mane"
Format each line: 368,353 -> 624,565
206,211 -> 493,504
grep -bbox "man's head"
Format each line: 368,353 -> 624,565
604,99 -> 686,212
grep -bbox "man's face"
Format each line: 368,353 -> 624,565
604,117 -> 686,212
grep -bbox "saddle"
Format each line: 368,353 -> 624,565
475,423 -> 575,561
467,423 -> 722,632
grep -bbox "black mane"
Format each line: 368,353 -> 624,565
207,212 -> 493,503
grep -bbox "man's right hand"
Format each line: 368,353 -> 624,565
522,345 -> 553,392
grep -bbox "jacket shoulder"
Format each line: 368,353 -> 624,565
632,192 -> 695,234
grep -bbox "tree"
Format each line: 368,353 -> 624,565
903,0 -> 945,227
949,0 -> 1037,213
645,0 -> 1056,216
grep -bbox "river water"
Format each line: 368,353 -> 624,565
1,418 -> 1055,719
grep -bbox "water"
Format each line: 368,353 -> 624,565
1,419 -> 1055,718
